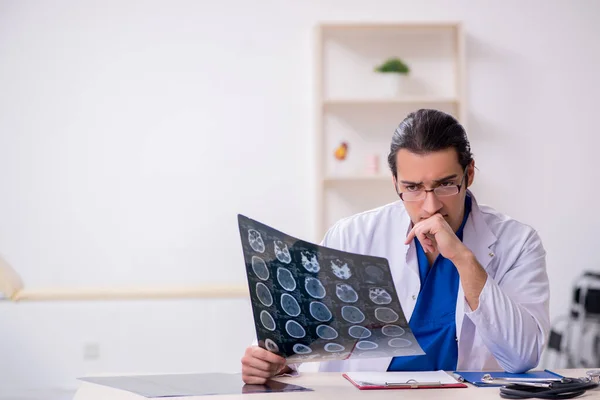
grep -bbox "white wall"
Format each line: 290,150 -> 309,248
0,0 -> 599,393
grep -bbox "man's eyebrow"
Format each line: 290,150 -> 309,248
434,174 -> 458,183
399,179 -> 422,185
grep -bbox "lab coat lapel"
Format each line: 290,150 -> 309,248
395,208 -> 420,320
462,191 -> 497,272
456,191 -> 497,339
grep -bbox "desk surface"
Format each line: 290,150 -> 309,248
74,369 -> 597,400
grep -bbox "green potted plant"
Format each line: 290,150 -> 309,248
374,57 -> 410,97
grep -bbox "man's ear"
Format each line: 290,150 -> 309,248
467,160 -> 475,187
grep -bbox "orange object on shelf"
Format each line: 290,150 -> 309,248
334,141 -> 349,160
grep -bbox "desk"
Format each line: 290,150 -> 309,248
74,369 -> 597,400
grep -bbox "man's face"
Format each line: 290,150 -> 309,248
394,148 -> 474,232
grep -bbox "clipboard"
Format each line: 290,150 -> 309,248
451,369 -> 564,387
343,371 -> 468,390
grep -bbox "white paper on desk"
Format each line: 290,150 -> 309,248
345,370 -> 459,386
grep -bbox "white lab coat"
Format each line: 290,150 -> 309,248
317,191 -> 550,373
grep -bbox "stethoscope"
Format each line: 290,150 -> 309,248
481,370 -> 600,399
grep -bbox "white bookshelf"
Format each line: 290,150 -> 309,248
315,22 -> 466,238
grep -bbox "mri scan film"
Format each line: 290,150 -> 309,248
238,214 -> 424,364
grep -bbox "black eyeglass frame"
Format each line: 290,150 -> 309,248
396,168 -> 469,202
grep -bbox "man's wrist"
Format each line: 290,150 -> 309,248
450,245 -> 475,266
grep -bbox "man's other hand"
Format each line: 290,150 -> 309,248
241,346 -> 288,384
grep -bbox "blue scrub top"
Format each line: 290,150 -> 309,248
388,195 -> 472,371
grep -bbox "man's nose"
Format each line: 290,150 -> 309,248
422,190 -> 443,215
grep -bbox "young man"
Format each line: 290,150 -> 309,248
241,109 -> 550,384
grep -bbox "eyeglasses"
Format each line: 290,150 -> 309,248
397,169 -> 468,202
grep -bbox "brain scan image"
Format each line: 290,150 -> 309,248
305,277 -> 326,299
341,305 -> 365,324
248,229 -> 265,253
300,250 -> 320,273
239,215 -> 423,363
274,240 -> 291,264
260,310 -> 276,331
293,343 -> 312,354
277,267 -> 296,291
388,338 -> 412,348
281,293 -> 301,317
348,325 -> 371,339
309,301 -> 332,322
369,287 -> 392,305
316,325 -> 338,340
285,320 -> 306,338
265,339 -> 279,352
324,343 -> 345,352
364,265 -> 385,284
251,256 -> 269,281
335,283 -> 358,303
381,325 -> 405,337
355,340 -> 378,350
330,259 -> 351,279
375,307 -> 399,323
256,282 -> 273,306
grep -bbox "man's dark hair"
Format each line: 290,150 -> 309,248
388,109 -> 473,178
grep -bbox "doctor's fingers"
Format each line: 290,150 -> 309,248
241,354 -> 280,373
405,225 -> 434,251
409,222 -> 436,250
418,232 -> 436,253
406,215 -> 436,236
241,366 -> 271,384
405,224 -> 426,244
242,363 -> 275,378
247,346 -> 286,365
422,236 -> 437,252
